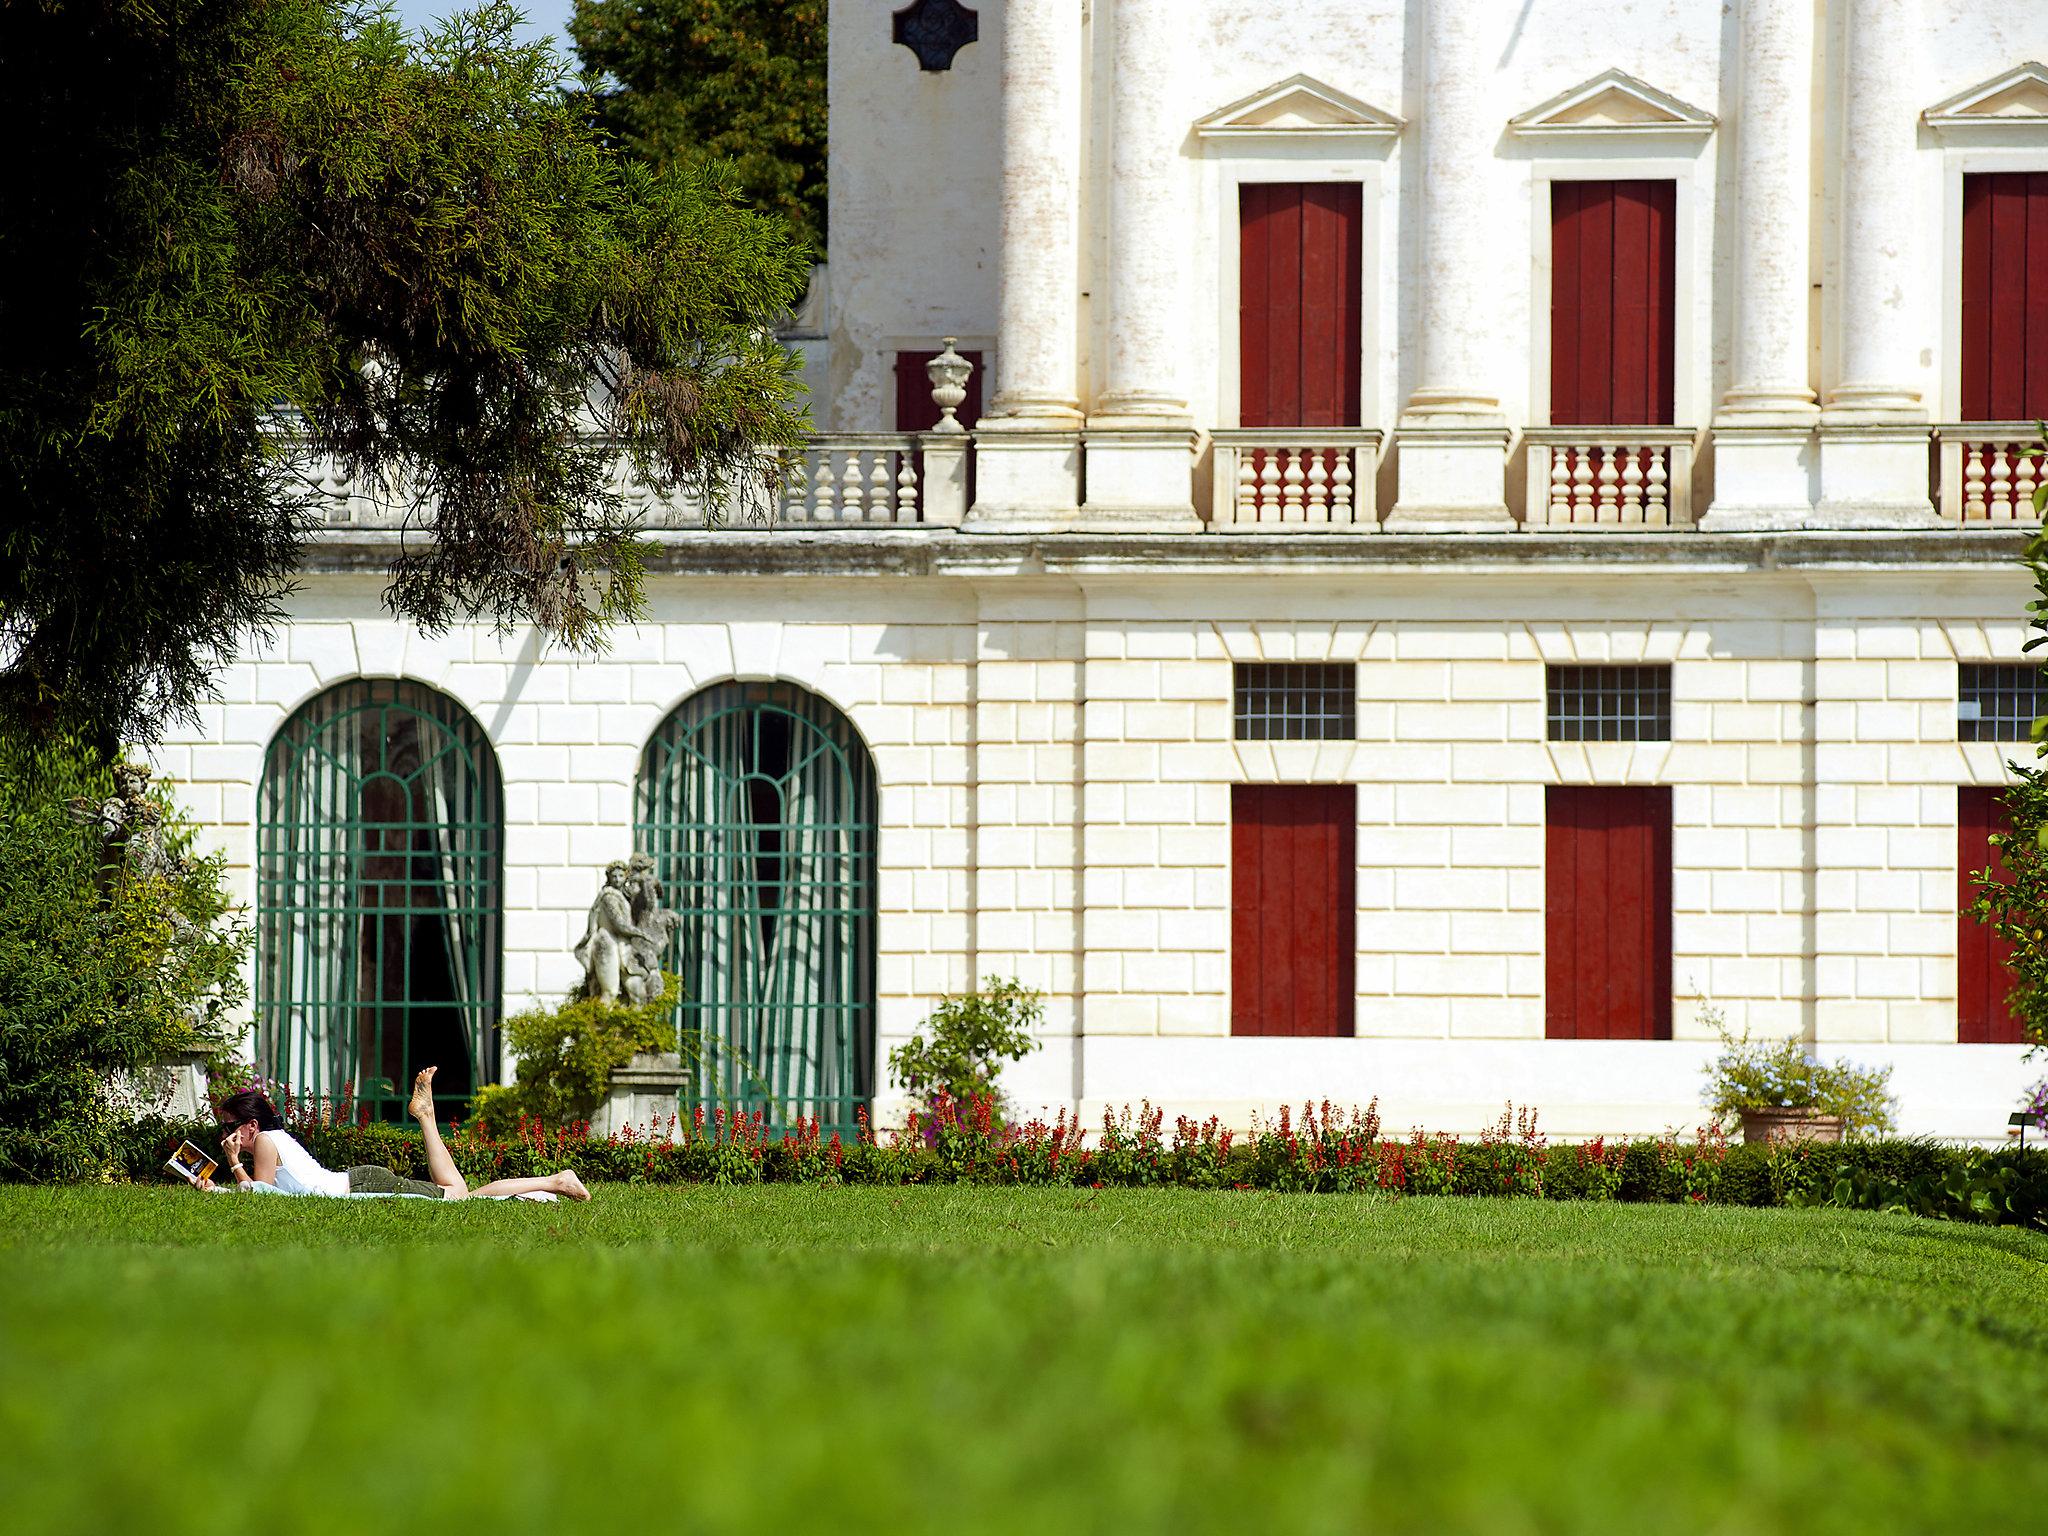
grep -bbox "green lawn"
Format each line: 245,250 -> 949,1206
2,1187 -> 2042,1535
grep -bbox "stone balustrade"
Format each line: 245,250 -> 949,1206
294,417 -> 2048,538
1209,429 -> 1382,530
1521,428 -> 1699,530
1936,427 -> 2047,525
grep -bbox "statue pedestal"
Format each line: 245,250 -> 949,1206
166,1047 -> 213,1120
591,1053 -> 691,1141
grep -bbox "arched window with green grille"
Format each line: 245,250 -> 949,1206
257,679 -> 502,1120
638,681 -> 877,1138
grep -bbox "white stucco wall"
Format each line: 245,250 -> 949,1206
155,552 -> 2043,1142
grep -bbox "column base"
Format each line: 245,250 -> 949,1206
963,420 -> 1082,531
1815,417 -> 1940,528
1077,423 -> 1202,532
1698,419 -> 1817,530
1386,423 -> 1513,530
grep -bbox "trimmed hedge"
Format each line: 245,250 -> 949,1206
118,1096 -> 2048,1231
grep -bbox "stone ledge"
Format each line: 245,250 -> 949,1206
300,526 -> 2036,580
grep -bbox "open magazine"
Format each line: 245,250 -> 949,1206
165,1140 -> 218,1186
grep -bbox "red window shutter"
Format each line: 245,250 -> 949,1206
1958,786 -> 2024,1043
1545,785 -> 1672,1039
1231,784 -> 1356,1037
1238,184 -> 1362,428
1550,180 -> 1675,426
1960,173 -> 2048,421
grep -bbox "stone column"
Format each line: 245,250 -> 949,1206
1083,0 -> 1199,528
1818,0 -> 1938,523
1704,0 -> 1821,528
1387,0 -> 1511,529
967,0 -> 1085,528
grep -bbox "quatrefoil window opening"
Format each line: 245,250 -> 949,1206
893,0 -> 979,73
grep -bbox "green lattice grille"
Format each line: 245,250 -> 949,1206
638,681 -> 877,1139
256,679 -> 502,1120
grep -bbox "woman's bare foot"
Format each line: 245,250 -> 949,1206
552,1170 -> 591,1202
408,1066 -> 437,1123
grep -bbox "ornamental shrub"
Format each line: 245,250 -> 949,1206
0,736 -> 248,1181
887,976 -> 1043,1125
469,976 -> 680,1134
114,1099 -> 2048,1231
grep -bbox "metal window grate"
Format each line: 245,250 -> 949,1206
1233,663 -> 1357,741
637,680 -> 877,1141
1547,665 -> 1672,742
1960,663 -> 2048,741
256,678 -> 502,1122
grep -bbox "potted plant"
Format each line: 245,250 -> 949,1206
1702,1029 -> 1897,1143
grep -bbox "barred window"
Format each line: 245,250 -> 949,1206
1959,663 -> 2048,742
1546,665 -> 1672,742
1233,663 -> 1356,741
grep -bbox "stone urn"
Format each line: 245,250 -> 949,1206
590,1052 -> 691,1142
1738,1107 -> 1844,1144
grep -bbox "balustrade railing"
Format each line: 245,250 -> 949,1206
773,436 -> 923,524
1522,428 -> 1697,530
1209,429 -> 1382,529
1936,426 -> 2046,524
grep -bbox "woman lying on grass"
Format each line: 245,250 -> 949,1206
203,1068 -> 590,1202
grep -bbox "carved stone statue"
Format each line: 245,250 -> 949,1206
71,762 -> 186,885
573,861 -> 641,1003
621,853 -> 680,1006
574,853 -> 679,1006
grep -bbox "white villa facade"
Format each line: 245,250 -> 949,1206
162,0 -> 2048,1138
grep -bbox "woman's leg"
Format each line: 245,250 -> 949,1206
407,1067 -> 468,1197
469,1171 -> 591,1202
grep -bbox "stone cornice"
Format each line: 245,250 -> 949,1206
298,528 -> 2034,581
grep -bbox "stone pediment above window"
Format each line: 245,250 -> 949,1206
1195,74 -> 1403,143
1508,69 -> 1715,142
1924,62 -> 2048,136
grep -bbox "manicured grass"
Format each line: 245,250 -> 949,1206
3,1187 -> 2043,1535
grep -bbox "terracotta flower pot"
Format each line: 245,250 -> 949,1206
1738,1107 -> 1844,1144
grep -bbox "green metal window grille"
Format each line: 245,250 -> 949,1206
637,681 -> 878,1140
256,679 -> 503,1121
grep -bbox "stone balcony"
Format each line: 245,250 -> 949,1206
292,350 -> 2044,540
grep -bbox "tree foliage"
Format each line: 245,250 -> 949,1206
1972,435 -> 2048,1051
0,736 -> 249,1181
569,0 -> 827,251
0,0 -> 809,752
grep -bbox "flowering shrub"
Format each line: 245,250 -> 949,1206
1651,1124 -> 1731,1204
887,977 -> 1043,1127
116,1086 -> 2048,1230
1702,1030 -> 1897,1137
2020,1078 -> 2048,1134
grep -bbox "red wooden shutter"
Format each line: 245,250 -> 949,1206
1231,784 -> 1355,1037
1550,180 -> 1675,425
1545,785 -> 1672,1039
1958,785 -> 2024,1043
1238,184 -> 1362,428
1960,173 -> 2048,421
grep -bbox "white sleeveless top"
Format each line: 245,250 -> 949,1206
260,1130 -> 349,1196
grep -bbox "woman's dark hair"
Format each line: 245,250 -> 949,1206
215,1090 -> 284,1132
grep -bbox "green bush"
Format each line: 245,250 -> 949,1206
0,738 -> 248,1181
111,1106 -> 2048,1233
468,976 -> 679,1134
887,976 -> 1043,1123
